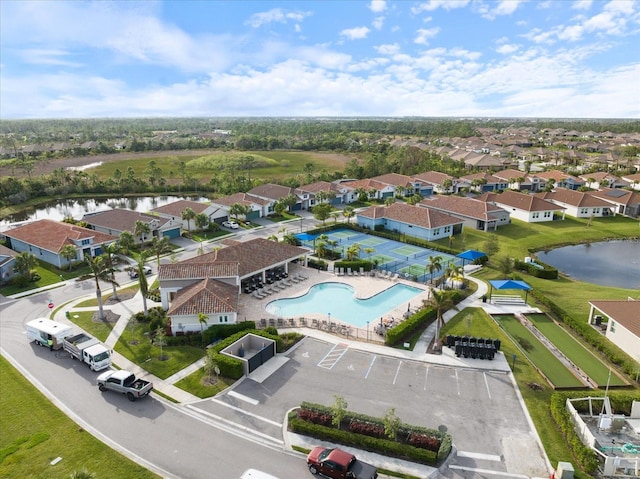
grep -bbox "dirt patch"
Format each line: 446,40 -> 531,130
104,291 -> 136,304
92,310 -> 120,323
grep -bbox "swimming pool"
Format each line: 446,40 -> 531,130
264,282 -> 423,327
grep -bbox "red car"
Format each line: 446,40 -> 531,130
306,446 -> 377,479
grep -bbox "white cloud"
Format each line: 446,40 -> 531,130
369,1 -> 387,13
572,0 -> 593,10
414,27 -> 440,45
20,49 -> 82,67
478,0 -> 526,20
372,16 -> 385,30
246,8 -> 311,28
375,43 -> 400,55
412,0 -> 469,14
341,26 -> 371,40
496,43 -> 519,55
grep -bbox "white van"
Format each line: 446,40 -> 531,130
240,469 -> 280,479
26,318 -> 72,350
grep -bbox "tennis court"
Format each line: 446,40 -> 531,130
296,228 -> 461,282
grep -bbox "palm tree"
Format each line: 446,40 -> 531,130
426,255 -> 443,286
445,262 -> 464,289
13,251 -> 37,277
69,469 -> 96,479
342,205 -> 355,223
194,212 -> 209,231
423,289 -> 455,351
134,220 -> 151,245
181,207 -> 196,236
198,313 -> 208,345
81,254 -> 119,321
133,253 -> 151,315
103,242 -> 122,300
364,247 -> 375,265
118,230 -> 135,255
149,236 -> 172,268
314,234 -> 329,258
346,243 -> 362,261
60,244 -> 78,271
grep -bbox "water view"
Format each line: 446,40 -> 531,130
538,240 -> 640,289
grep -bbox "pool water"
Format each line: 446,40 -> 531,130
265,282 -> 423,327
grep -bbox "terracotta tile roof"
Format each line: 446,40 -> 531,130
359,202 -> 461,228
183,238 -> 308,278
621,172 -> 640,183
531,169 -> 581,182
150,200 -> 210,216
460,172 -> 502,183
590,300 -> 640,338
480,190 -> 563,212
535,189 -> 611,208
159,262 -> 239,280
588,188 -> 640,206
297,181 -> 342,194
492,169 -> 529,181
83,208 -> 169,232
421,195 -> 508,221
412,171 -> 456,185
341,178 -> 388,191
0,244 -> 17,267
4,219 -> 117,254
211,192 -> 269,207
248,184 -> 297,200
167,278 -> 238,316
371,173 -> 415,187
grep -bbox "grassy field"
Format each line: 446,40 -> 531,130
65,311 -> 115,343
492,314 -> 585,388
173,368 -> 236,399
0,356 -> 160,479
524,313 -> 627,387
441,308 -> 592,479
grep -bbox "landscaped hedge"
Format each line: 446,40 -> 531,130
514,259 -> 558,279
334,259 -> 373,272
165,321 -> 256,347
529,290 -> 639,382
290,402 -> 452,466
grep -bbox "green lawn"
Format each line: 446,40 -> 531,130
114,323 -> 205,379
492,314 -> 585,388
0,356 -> 159,479
65,310 -> 115,343
74,285 -> 140,308
0,261 -> 90,297
174,368 -> 236,399
524,313 -> 627,387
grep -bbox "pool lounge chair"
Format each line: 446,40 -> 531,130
359,267 -> 365,275
347,268 -> 353,276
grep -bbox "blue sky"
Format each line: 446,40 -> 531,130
1,0 -> 638,119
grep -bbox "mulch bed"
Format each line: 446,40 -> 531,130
92,310 -> 120,323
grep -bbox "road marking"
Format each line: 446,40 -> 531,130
227,390 -> 259,406
364,356 -> 376,379
211,398 -> 282,428
424,366 -> 429,390
455,368 -> 460,395
457,451 -> 502,461
302,351 -> 309,358
392,361 -> 402,385
483,372 -> 492,399
449,465 -> 528,479
317,343 -> 348,369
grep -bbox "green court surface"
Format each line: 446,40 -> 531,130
493,315 -> 585,388
524,313 -> 627,387
391,245 -> 423,256
359,237 -> 387,246
371,254 -> 395,265
331,230 -> 354,239
399,264 -> 426,277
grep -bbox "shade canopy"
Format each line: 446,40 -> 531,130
457,250 -> 486,261
295,233 -> 318,241
489,279 -> 532,291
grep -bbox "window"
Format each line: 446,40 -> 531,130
610,321 -> 616,333
532,212 -> 539,219
580,208 -> 588,215
444,226 -> 451,234
543,211 -> 551,218
81,239 -> 91,245
433,228 -> 440,235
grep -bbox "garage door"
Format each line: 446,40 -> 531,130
162,228 -> 181,239
246,210 -> 260,220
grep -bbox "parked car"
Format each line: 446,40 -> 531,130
222,220 -> 240,229
307,447 -> 377,479
97,369 -> 153,401
127,265 -> 152,278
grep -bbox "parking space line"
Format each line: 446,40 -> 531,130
392,361 -> 402,385
457,451 -> 502,461
364,356 -> 376,379
227,390 -> 259,406
455,369 -> 460,395
210,399 -> 283,428
483,372 -> 492,400
423,366 -> 429,391
317,343 -> 349,369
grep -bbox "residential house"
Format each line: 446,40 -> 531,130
296,181 -> 353,208
588,300 -> 640,363
0,244 -> 18,283
419,195 -> 510,231
341,178 -> 395,201
531,170 -> 585,190
621,173 -> 640,191
459,172 -> 508,193
412,171 -> 461,194
83,208 -> 182,242
357,202 -> 464,241
3,219 -> 117,269
534,189 -> 613,218
247,184 -> 303,211
210,192 -> 271,221
478,190 -> 563,223
370,173 -> 433,198
150,199 -> 226,234
492,168 -> 541,192
579,172 -> 629,190
587,188 -> 640,218
158,238 -> 308,334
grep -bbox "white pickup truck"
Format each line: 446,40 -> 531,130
97,370 -> 153,401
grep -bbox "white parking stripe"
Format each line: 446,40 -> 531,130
455,368 -> 460,395
483,372 -> 492,399
364,356 -> 376,379
209,399 -> 283,428
457,451 -> 502,461
392,361 -> 402,385
317,343 -> 349,369
449,465 -> 528,479
227,390 -> 259,406
424,366 -> 429,390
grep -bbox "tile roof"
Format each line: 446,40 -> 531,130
150,200 -> 211,216
296,181 -> 342,194
341,178 -> 389,191
531,170 -> 581,182
480,190 -> 563,212
182,238 -> 308,278
167,278 -> 238,316
459,172 -> 502,183
412,171 -> 456,185
590,300 -> 640,338
587,188 -> 640,206
248,184 -> 297,200
159,262 -> 239,280
371,173 -> 416,187
3,219 -> 117,254
420,195 -> 508,221
492,169 -> 530,181
534,189 -> 612,208
211,192 -> 269,207
359,202 -> 462,228
0,244 -> 17,267
83,208 -> 169,232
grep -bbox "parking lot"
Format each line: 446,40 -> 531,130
189,337 -> 549,478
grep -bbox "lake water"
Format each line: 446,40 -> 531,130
0,195 -> 207,229
538,240 -> 640,289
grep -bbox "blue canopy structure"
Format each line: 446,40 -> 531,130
456,249 -> 486,265
488,279 -> 532,302
295,233 -> 318,241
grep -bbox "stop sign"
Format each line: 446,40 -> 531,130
48,302 -> 54,309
